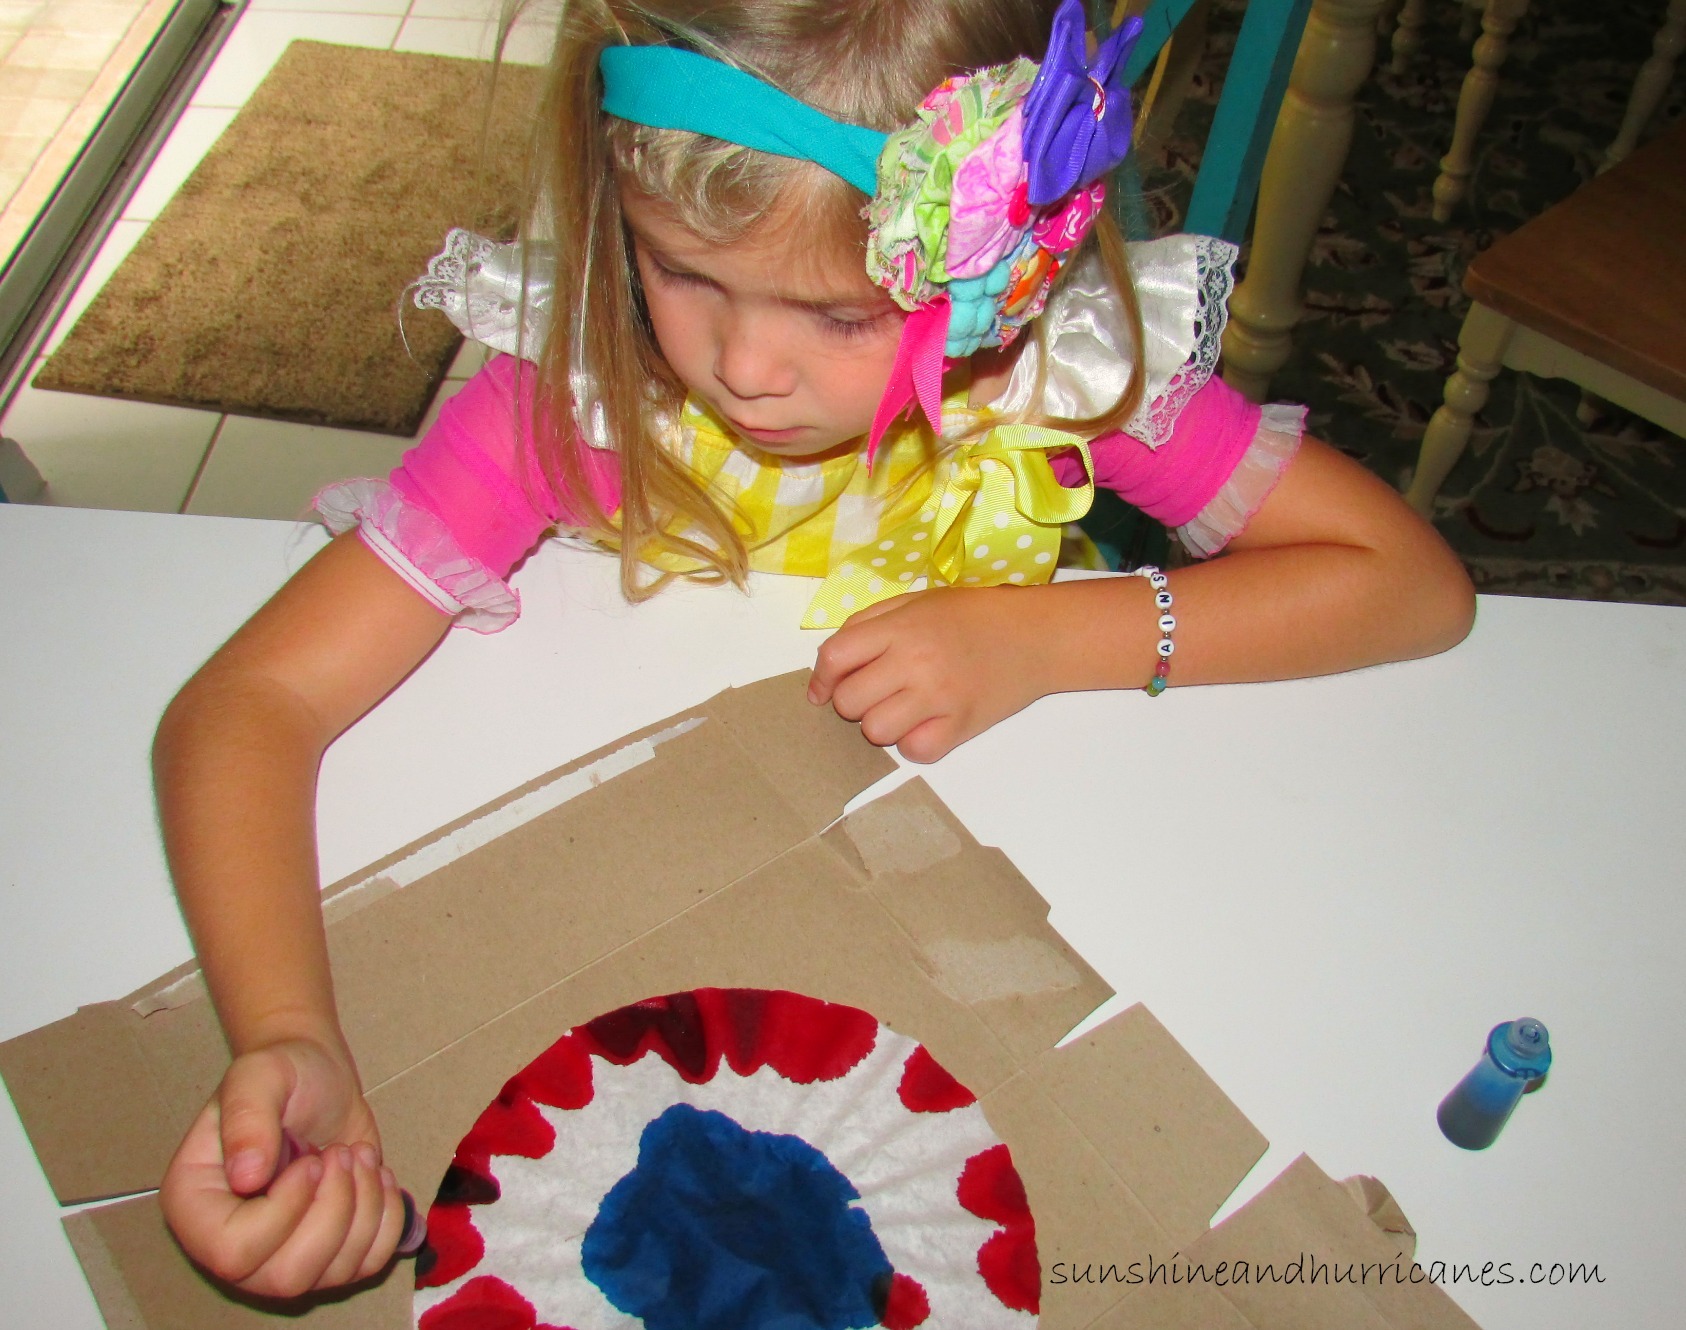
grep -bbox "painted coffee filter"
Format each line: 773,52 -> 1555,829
413,988 -> 1040,1329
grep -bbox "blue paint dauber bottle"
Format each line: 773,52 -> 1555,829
1437,1018 -> 1551,1150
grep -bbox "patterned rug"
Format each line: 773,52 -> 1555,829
1143,0 -> 1686,604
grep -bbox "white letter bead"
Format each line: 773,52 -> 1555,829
1157,639 -> 1175,657
1149,573 -> 1168,589
1158,614 -> 1176,633
1155,591 -> 1173,609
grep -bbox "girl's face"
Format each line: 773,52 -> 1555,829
623,188 -> 906,459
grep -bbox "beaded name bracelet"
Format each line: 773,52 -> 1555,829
1125,564 -> 1175,696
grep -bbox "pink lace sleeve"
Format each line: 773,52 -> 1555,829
314,357 -> 621,632
1053,376 -> 1304,558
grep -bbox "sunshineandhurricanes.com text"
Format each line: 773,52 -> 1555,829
1048,1252 -> 1605,1289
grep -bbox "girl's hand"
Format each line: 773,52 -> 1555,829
160,1039 -> 405,1297
807,587 -> 1056,763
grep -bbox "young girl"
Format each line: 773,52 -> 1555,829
155,0 -> 1474,1300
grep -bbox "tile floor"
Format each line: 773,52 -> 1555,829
2,0 -> 547,517
0,0 -> 176,260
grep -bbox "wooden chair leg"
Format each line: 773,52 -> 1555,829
1223,0 -> 1388,402
1405,303 -> 1515,514
1459,0 -> 1482,42
1432,0 -> 1532,223
1601,0 -> 1686,172
1575,390 -> 1606,428
1135,0 -> 1212,157
1390,0 -> 1430,71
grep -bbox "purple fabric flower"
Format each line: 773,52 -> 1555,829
1022,0 -> 1144,206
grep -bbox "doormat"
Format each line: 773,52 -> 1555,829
35,41 -> 544,435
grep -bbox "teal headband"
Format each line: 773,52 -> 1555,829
599,45 -> 888,194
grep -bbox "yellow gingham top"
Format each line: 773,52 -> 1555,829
651,394 -> 1097,627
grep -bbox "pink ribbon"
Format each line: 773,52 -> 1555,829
866,298 -> 952,468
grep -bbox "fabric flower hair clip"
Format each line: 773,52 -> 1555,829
600,0 -> 1144,458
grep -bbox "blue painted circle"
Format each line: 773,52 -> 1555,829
581,1103 -> 892,1330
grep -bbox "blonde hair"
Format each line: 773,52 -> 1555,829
513,0 -> 1146,601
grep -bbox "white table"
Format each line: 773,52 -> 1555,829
4,502 -> 1684,1329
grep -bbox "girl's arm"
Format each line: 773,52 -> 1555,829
154,531 -> 451,1296
807,435 -> 1477,762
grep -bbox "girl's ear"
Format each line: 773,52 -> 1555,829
966,338 -> 1027,409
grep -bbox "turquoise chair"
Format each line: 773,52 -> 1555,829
1081,0 -> 1314,569
1120,0 -> 1315,244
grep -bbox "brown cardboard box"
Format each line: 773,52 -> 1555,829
0,672 -> 1477,1328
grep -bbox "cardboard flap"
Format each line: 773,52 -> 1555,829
63,1201 -> 162,1330
1098,1155 -> 1480,1329
65,1193 -> 411,1328
1035,1004 -> 1268,1249
1341,1174 -> 1418,1260
982,1069 -> 1184,1329
311,671 -> 890,920
708,671 -> 898,832
827,779 -> 1114,1063
0,1005 -> 180,1203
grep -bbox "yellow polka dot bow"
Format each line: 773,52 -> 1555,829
801,424 -> 1094,628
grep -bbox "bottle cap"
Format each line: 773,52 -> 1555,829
396,1188 -> 428,1256
1490,1017 -> 1552,1078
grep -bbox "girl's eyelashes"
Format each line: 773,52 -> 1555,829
648,256 -> 715,290
817,310 -> 885,341
643,241 -> 890,339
